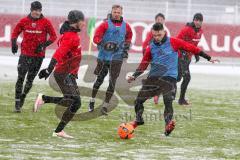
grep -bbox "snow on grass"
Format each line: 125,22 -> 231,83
0,79 -> 240,159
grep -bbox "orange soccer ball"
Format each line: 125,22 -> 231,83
117,123 -> 134,139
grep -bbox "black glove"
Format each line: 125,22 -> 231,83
64,74 -> 78,86
132,70 -> 143,79
122,50 -> 128,59
198,51 -> 211,61
180,50 -> 189,61
38,58 -> 57,80
11,39 -> 18,54
35,43 -> 45,54
194,55 -> 200,63
122,42 -> 131,59
38,69 -> 50,79
35,41 -> 53,54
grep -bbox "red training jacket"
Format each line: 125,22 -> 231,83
11,14 -> 57,57
53,31 -> 81,75
176,23 -> 203,58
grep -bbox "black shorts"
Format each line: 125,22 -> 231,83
53,72 -> 80,97
137,76 -> 177,101
17,54 -> 43,77
94,59 -> 123,79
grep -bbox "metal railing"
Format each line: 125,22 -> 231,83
0,0 -> 239,24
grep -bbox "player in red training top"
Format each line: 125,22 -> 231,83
11,1 -> 57,112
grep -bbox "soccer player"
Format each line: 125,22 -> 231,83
142,13 -> 166,104
88,5 -> 133,114
177,13 -> 204,105
11,1 -> 57,112
142,13 -> 165,55
34,10 -> 85,138
127,23 -> 219,136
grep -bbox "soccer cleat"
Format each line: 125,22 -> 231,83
130,121 -> 138,129
52,130 -> 74,139
153,96 -> 159,104
88,101 -> 95,112
101,106 -> 108,116
101,102 -> 109,116
14,99 -> 21,113
33,93 -> 44,112
164,120 -> 176,136
14,107 -> 21,113
178,99 -> 190,106
130,117 -> 145,129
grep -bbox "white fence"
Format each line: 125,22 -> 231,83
0,0 -> 240,24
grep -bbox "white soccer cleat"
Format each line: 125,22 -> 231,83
33,93 -> 44,112
52,130 -> 74,139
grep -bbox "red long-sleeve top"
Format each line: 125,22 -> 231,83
53,31 -> 81,75
176,23 -> 203,58
11,14 -> 57,57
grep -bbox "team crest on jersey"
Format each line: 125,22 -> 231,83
32,23 -> 36,28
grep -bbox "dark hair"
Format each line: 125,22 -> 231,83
155,13 -> 165,20
68,10 -> 85,24
31,1 -> 42,11
152,23 -> 164,31
193,13 -> 203,21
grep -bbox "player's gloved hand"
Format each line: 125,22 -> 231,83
122,42 -> 131,59
128,70 -> 143,83
11,39 -> 18,55
38,58 -> 57,80
38,69 -> 50,80
35,41 -> 53,54
127,75 -> 135,83
122,50 -> 128,59
198,51 -> 220,64
35,43 -> 45,54
198,51 -> 211,61
194,55 -> 200,63
64,74 -> 78,86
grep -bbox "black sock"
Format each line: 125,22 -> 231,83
180,80 -> 188,100
163,100 -> 173,125
42,95 -> 63,104
19,93 -> 26,107
180,74 -> 190,100
55,121 -> 66,133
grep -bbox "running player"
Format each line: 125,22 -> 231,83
11,1 -> 57,112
